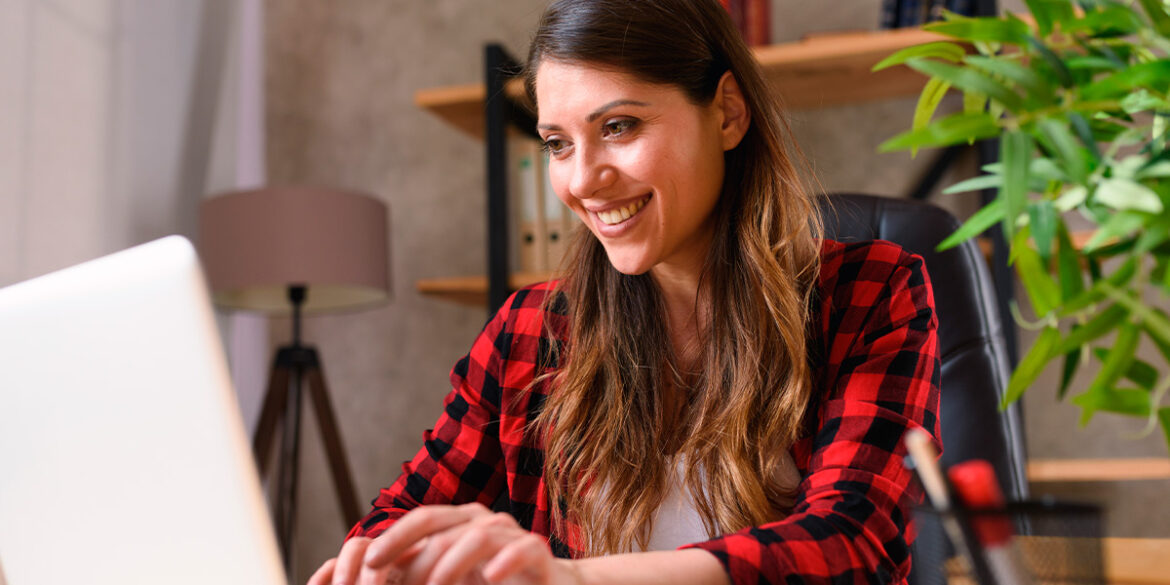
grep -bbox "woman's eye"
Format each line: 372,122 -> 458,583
541,138 -> 567,155
602,119 -> 637,137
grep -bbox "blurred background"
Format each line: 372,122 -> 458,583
2,0 -> 1165,583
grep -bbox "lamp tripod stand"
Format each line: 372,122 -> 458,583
252,285 -> 362,570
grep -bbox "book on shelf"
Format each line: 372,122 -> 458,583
720,0 -> 770,46
880,0 -> 975,28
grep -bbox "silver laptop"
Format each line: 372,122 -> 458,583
0,236 -> 285,585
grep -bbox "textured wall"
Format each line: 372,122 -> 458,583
264,1 -> 549,581
265,1 -> 1165,582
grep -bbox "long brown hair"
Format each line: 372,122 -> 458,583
525,0 -> 824,555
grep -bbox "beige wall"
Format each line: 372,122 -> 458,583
265,1 -> 1167,582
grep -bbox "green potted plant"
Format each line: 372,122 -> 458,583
874,0 -> 1170,452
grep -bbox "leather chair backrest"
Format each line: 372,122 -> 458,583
820,194 -> 1029,584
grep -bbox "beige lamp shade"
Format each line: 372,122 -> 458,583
199,186 -> 390,313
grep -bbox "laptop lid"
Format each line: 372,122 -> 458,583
0,236 -> 285,585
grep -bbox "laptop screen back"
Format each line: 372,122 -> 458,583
0,236 -> 285,585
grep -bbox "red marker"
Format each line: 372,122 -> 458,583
948,460 -> 1032,585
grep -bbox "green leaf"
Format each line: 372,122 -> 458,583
964,90 -> 989,115
1001,131 -> 1034,240
1056,223 -> 1085,300
1069,112 -> 1103,164
1083,210 -> 1146,252
963,55 -> 1054,102
1058,347 -> 1081,400
878,112 -> 1000,152
1136,161 -> 1170,179
1120,90 -> 1170,115
1037,119 -> 1090,184
1135,221 -> 1170,254
1024,0 -> 1077,36
1054,303 -> 1130,354
925,16 -> 1031,44
1026,35 -> 1075,87
912,78 -> 953,157
937,198 -> 1005,251
1013,227 -> 1062,316
1064,4 -> 1143,37
1005,326 -> 1063,406
1054,185 -> 1089,212
1004,325 -> 1062,406
906,59 -> 1025,112
872,42 -> 969,72
943,174 -> 1003,195
1059,257 -> 1137,314
1091,348 -> 1160,389
1074,321 -> 1142,425
1099,284 -> 1170,361
1144,315 -> 1170,364
1138,0 -> 1170,37
1095,178 -> 1164,213
1160,408 -> 1170,453
1032,157 -> 1070,182
1073,388 -> 1152,423
1028,200 -> 1058,263
1082,60 -> 1170,101
1064,55 -> 1124,73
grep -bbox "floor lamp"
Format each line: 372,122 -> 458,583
198,187 -> 389,572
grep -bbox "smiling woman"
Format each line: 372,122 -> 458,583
309,1 -> 942,585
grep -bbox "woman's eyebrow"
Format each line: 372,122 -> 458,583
585,99 -> 650,122
538,99 -> 652,132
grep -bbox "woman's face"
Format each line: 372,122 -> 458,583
535,60 -> 745,277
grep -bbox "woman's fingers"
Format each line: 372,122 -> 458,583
480,533 -> 555,584
307,557 -> 337,585
364,503 -> 493,568
426,513 -> 527,585
330,536 -> 373,585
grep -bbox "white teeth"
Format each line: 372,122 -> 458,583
597,196 -> 649,226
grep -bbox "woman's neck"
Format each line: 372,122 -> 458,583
651,263 -> 706,375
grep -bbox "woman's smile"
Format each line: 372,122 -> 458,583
593,193 -> 651,227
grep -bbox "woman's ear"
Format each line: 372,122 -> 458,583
715,71 -> 750,151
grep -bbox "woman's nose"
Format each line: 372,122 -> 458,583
568,147 -> 616,200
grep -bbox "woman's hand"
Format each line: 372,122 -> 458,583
307,503 -> 582,585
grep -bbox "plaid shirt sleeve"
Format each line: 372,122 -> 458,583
345,292 -> 518,539
683,240 -> 942,585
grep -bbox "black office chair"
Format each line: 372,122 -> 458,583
818,193 -> 1028,583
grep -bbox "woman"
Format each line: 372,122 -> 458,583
310,0 -> 940,583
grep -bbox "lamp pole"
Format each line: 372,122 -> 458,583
275,284 -> 307,571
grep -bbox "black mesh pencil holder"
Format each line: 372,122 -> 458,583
910,499 -> 1104,585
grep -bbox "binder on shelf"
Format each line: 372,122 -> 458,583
509,137 -> 578,275
511,139 -> 548,273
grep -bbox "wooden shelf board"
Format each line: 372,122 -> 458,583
415,27 -> 953,137
416,272 -> 557,306
1027,457 -> 1170,483
1103,537 -> 1170,585
754,27 -> 951,110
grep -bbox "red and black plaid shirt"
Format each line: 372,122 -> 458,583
348,239 -> 941,584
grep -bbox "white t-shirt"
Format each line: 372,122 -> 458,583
643,450 -> 802,551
